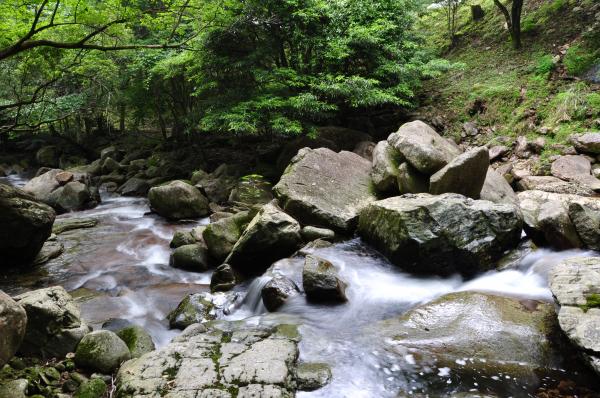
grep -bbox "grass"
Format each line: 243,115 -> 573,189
417,0 -> 600,164
580,293 -> 600,313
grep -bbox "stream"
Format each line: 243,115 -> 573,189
1,174 -> 599,397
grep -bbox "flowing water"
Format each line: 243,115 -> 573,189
1,174 -> 599,397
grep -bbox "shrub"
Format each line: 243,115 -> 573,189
564,45 -> 598,76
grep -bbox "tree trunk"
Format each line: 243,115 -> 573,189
119,103 -> 126,132
511,0 -> 523,49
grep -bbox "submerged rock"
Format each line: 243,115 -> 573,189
167,292 -> 241,330
387,120 -> 461,174
226,201 -> 302,275
148,180 -> 210,220
274,147 -> 376,233
302,255 -> 347,303
210,264 -> 239,292
52,217 -> 98,235
549,256 -> 600,375
262,275 -> 300,311
14,286 -> 90,358
0,291 -> 27,367
0,184 -> 55,266
376,292 -> 559,378
75,330 -> 131,373
518,190 -> 600,250
358,194 -> 522,276
429,147 -> 489,198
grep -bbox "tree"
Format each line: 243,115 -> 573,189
492,0 -> 524,49
444,0 -> 463,47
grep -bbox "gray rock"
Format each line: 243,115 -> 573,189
571,132 -> 600,154
33,240 -> 64,265
0,184 -> 55,266
194,165 -> 240,204
518,190 -> 600,250
14,286 -> 90,358
75,330 -> 131,373
170,244 -> 209,272
488,145 -> 508,161
210,264 -> 238,292
226,201 -> 302,275
358,194 -> 522,276
302,255 -> 347,303
300,226 -> 335,242
148,180 -> 210,220
371,141 -> 402,194
376,291 -> 559,379
397,163 -> 429,194
551,155 -> 600,191
101,157 -> 122,174
100,146 -> 122,161
116,326 -> 156,359
295,363 -> 331,391
117,177 -> 150,196
0,379 -> 28,398
516,175 -> 596,196
115,322 -> 299,397
429,147 -> 489,198
0,291 -> 27,367
387,120 -> 461,174
170,230 -> 197,248
353,141 -> 376,160
167,292 -> 241,330
274,148 -> 377,233
53,217 -> 98,235
203,211 -> 254,262
49,181 -> 92,212
275,136 -> 339,174
23,168 -> 62,200
479,167 -> 519,206
549,257 -> 600,375
262,275 -> 300,311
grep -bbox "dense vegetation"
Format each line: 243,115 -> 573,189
0,0 -> 452,142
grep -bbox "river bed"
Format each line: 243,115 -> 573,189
1,174 -> 599,397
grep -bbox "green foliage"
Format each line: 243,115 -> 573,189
564,45 -> 598,76
580,294 -> 600,313
535,54 -> 555,76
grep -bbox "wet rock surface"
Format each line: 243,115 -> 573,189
550,256 -> 600,375
116,322 -> 300,398
358,194 -> 522,276
274,147 -> 376,233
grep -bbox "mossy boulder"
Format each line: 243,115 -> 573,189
170,244 -> 209,272
74,378 -> 107,398
358,193 -> 522,276
116,326 -> 155,359
148,180 -> 210,220
228,174 -> 273,205
170,230 -> 197,248
74,330 -> 131,373
203,210 -> 254,262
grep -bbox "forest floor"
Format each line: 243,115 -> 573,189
417,0 -> 600,169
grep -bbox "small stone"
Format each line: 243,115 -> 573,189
55,171 -> 74,185
211,264 -> 238,292
262,276 -> 300,311
296,362 -> 332,391
302,255 -> 348,303
170,230 -> 197,248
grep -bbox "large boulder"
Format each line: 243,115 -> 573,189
148,180 -> 210,220
571,132 -> 600,154
550,155 -> 600,192
518,190 -> 600,250
116,325 -> 155,359
429,147 -> 489,198
370,141 -> 402,194
228,174 -> 273,205
22,168 -> 62,200
0,184 -> 55,266
275,136 -> 339,174
274,148 -> 377,232
375,292 -> 560,378
480,167 -> 519,206
226,201 -> 302,275
117,177 -> 151,196
387,121 -> 461,174
0,291 -> 27,367
14,286 -> 90,358
116,322 -> 300,397
193,164 -> 240,203
549,256 -> 600,375
203,210 -> 254,262
48,181 -> 93,213
302,255 -> 347,303
75,330 -> 131,373
358,194 -> 522,276
23,169 -> 100,212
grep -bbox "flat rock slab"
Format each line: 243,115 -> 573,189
274,148 -> 376,233
550,257 -> 600,374
551,155 -> 600,192
116,322 -> 300,398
